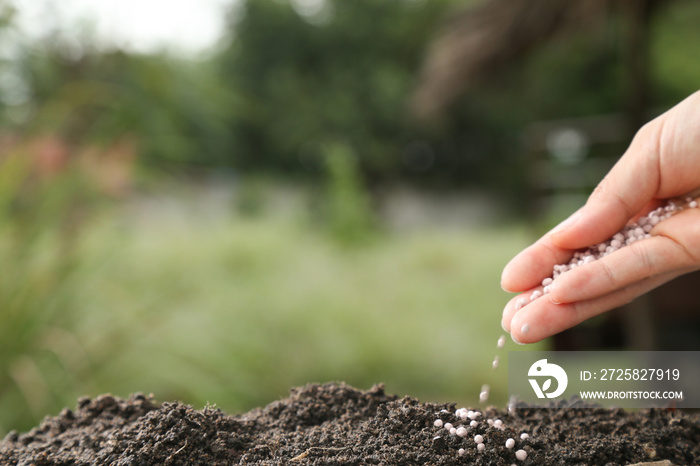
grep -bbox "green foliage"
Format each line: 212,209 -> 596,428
55,202 -> 542,426
4,0 -> 700,193
218,0 -> 451,176
651,0 -> 700,104
12,44 -> 233,168
0,153 -> 100,434
0,176 -> 546,435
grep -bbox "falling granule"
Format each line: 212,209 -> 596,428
497,335 -> 506,348
505,438 -> 515,449
492,356 -> 500,369
479,385 -> 490,403
515,449 -> 528,461
508,395 -> 518,416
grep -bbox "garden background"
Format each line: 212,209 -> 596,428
1,0 -> 699,435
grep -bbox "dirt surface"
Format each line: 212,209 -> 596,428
1,382 -> 699,465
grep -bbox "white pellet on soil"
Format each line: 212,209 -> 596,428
432,405 -> 532,459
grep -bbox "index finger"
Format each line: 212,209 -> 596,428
501,227 -> 575,292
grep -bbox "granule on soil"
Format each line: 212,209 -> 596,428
1,382 -> 698,465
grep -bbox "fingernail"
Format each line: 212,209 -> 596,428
546,281 -> 558,303
501,305 -> 511,332
551,210 -> 582,235
548,286 -> 563,304
511,324 -> 530,345
511,332 -> 526,345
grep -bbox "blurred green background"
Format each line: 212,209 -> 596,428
1,0 -> 699,435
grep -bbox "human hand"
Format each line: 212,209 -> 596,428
501,90 -> 700,344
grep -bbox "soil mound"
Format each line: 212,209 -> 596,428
1,382 -> 698,465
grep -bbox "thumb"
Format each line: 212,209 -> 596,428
549,120 -> 663,250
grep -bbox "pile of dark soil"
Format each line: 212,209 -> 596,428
1,382 -> 698,465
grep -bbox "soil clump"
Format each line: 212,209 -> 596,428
1,382 -> 698,465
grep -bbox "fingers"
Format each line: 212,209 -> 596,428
547,231 -> 697,305
501,293 -> 530,332
502,203 -> 700,342
501,232 -> 574,292
505,270 -> 685,344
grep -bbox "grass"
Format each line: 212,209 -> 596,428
78,200 -> 544,406
0,179 -> 548,435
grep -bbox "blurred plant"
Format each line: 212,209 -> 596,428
235,176 -> 268,217
0,144 -> 101,435
323,143 -> 376,245
6,37 -> 234,171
